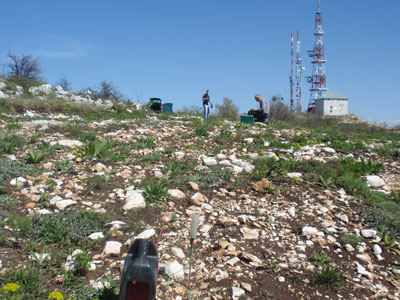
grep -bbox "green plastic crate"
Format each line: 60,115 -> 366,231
240,115 -> 254,123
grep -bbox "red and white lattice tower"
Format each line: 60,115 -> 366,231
306,0 -> 327,112
295,32 -> 304,113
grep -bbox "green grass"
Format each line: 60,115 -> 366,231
341,233 -> 362,247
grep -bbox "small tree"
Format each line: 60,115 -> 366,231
269,102 -> 293,122
6,51 -> 42,80
98,80 -> 122,100
56,76 -> 71,91
178,105 -> 203,115
215,97 -> 239,121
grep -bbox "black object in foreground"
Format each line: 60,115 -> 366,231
119,239 -> 159,300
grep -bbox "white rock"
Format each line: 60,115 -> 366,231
203,158 -> 217,166
104,220 -> 126,229
55,199 -> 77,210
232,287 -> 245,300
171,247 -> 186,259
168,189 -> 186,200
124,191 -> 146,210
287,172 -> 302,178
302,226 -> 318,236
345,244 -> 355,252
278,276 -> 285,282
50,195 -> 64,205
226,257 -> 240,266
213,269 -> 229,282
361,229 -> 377,239
322,147 -> 336,153
240,228 -> 259,239
136,229 -> 156,239
336,213 -> 349,223
288,207 -> 296,217
365,175 -> 385,188
0,82 -> 6,90
56,139 -> 83,148
372,244 -> 382,255
165,260 -> 184,281
89,232 -> 104,240
102,241 -> 122,257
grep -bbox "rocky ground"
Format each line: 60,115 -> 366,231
0,107 -> 399,300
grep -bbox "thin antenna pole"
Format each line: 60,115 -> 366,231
296,31 -> 303,112
290,33 -> 294,111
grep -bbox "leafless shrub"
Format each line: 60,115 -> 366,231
6,51 -> 42,80
268,102 -> 293,122
178,105 -> 203,115
56,76 -> 72,91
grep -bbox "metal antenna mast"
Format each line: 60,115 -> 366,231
306,0 -> 327,112
290,33 -> 294,111
295,32 -> 304,112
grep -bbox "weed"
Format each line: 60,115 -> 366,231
25,147 -> 47,164
341,233 -> 362,247
0,263 -> 46,299
142,178 -> 169,204
8,210 -> 107,245
74,251 -> 91,276
259,289 -> 275,299
336,174 -> 369,197
0,129 -> 26,154
85,175 -> 108,194
57,159 -> 75,173
315,175 -> 336,189
309,252 -> 332,267
309,264 -> 344,291
359,206 -> 400,237
0,194 -> 15,208
377,226 -> 400,255
83,138 -> 112,159
132,138 -> 156,149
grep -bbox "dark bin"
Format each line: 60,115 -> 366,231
119,239 -> 158,300
162,103 -> 173,113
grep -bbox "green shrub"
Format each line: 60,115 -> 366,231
142,178 -> 169,204
359,207 -> 400,236
74,251 -> 91,276
336,174 -> 369,197
0,130 -> 26,154
309,252 -> 332,267
8,210 -> 107,245
25,147 -> 47,164
0,158 -> 32,181
309,265 -> 344,291
132,138 -> 156,149
340,233 -> 362,246
83,138 -> 112,159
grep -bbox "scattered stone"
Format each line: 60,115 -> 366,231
165,260 -> 184,282
240,228 -> 259,239
253,178 -> 270,191
361,229 -> 377,239
102,241 -> 122,257
168,189 -> 186,200
365,175 -> 385,188
302,226 -> 318,236
232,287 -> 245,300
191,192 -> 208,206
89,232 -> 104,240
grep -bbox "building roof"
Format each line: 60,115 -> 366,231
317,91 -> 348,100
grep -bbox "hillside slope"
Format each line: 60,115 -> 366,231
0,106 -> 399,300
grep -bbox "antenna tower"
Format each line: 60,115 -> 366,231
290,33 -> 294,111
306,0 -> 327,112
295,32 -> 304,112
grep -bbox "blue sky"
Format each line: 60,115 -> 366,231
1,0 -> 399,125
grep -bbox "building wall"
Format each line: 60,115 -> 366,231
315,99 -> 348,116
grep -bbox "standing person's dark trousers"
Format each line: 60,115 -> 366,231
248,110 -> 268,123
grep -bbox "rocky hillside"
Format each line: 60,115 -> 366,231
0,105 -> 399,300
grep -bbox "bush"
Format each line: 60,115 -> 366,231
268,102 -> 293,122
215,97 -> 239,121
0,158 -> 31,181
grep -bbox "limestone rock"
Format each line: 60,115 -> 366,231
102,241 -> 122,257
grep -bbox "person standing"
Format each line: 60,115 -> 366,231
248,94 -> 270,123
202,90 -> 213,120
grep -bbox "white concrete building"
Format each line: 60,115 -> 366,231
315,91 -> 348,116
